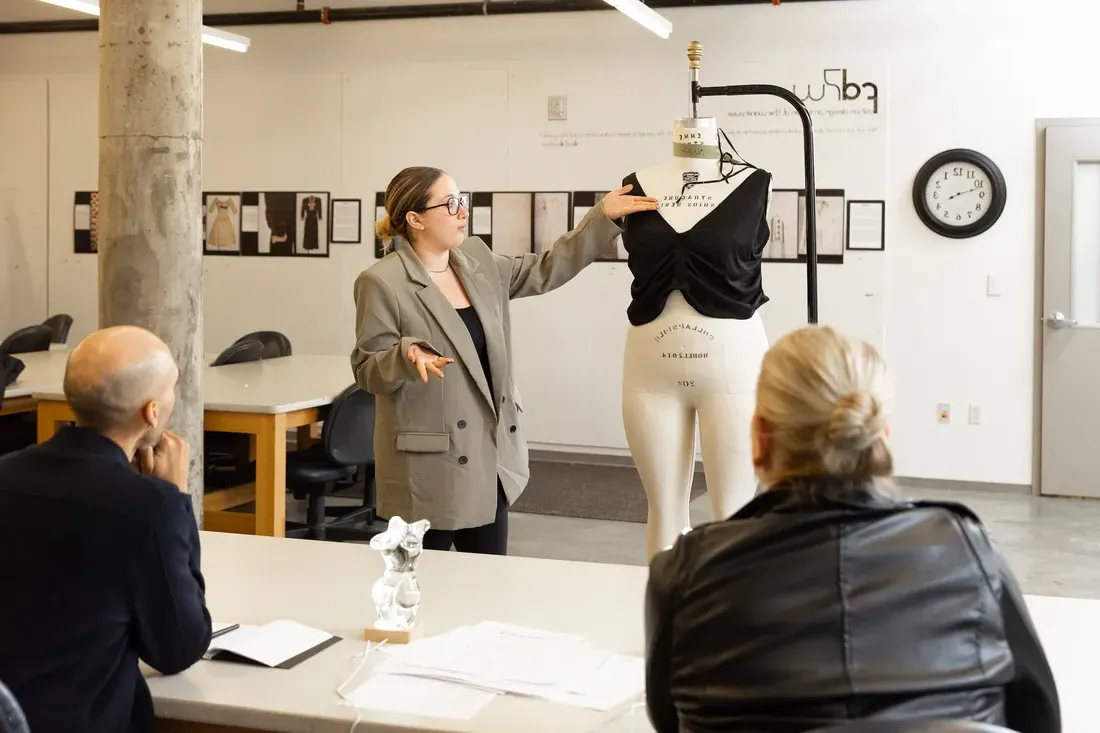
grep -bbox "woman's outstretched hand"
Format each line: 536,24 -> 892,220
407,343 -> 454,382
600,184 -> 660,219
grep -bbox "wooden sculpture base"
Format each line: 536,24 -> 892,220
364,622 -> 424,645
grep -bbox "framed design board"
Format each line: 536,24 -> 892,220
846,200 -> 886,251
330,198 -> 362,244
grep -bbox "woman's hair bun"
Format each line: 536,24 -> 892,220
820,392 -> 884,451
375,214 -> 395,240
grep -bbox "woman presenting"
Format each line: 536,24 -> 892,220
352,167 -> 657,555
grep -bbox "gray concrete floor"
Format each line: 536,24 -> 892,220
509,486 -> 1100,600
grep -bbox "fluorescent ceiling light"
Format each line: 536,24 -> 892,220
602,0 -> 672,39
37,0 -> 251,52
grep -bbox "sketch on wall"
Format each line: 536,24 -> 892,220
490,192 -> 534,256
761,189 -> 800,262
798,189 -> 845,264
256,192 -> 298,257
533,192 -> 571,254
204,193 -> 242,256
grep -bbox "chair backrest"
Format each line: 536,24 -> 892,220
321,384 -> 375,467
42,313 -> 74,344
212,339 -> 265,366
233,330 -> 291,359
810,721 -> 1015,733
0,324 -> 54,355
0,679 -> 29,733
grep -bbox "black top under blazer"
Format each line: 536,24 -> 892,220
0,426 -> 212,733
645,479 -> 1061,733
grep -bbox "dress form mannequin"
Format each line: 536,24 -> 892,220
621,117 -> 772,559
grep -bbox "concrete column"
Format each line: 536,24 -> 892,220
98,0 -> 204,520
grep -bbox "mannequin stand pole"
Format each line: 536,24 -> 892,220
691,82 -> 819,324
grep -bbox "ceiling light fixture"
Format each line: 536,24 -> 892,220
602,0 -> 673,39
36,0 -> 252,52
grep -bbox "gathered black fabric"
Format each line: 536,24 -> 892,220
620,169 -> 772,327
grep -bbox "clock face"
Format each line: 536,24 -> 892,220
924,161 -> 993,227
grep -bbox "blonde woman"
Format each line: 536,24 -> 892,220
644,326 -> 1059,733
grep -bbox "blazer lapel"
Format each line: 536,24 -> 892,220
396,240 -> 496,413
453,252 -> 507,417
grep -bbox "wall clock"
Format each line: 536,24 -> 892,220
912,149 -> 1006,239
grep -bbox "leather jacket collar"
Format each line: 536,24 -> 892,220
732,478 -> 908,518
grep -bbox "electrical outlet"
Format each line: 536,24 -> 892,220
547,95 -> 567,121
937,403 -> 951,424
969,405 -> 981,426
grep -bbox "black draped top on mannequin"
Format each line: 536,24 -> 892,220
620,169 -> 772,327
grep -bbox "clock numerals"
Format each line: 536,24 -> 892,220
916,150 -> 1005,238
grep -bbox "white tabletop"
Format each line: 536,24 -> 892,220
146,532 -> 1098,733
147,532 -> 646,733
33,354 -> 354,414
3,349 -> 69,399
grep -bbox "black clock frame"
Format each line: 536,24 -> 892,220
912,148 -> 1007,239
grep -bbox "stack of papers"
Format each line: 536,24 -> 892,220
354,621 -> 644,713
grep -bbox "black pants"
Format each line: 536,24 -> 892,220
422,483 -> 508,555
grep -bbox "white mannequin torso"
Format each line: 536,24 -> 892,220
632,117 -> 762,234
621,117 -> 772,560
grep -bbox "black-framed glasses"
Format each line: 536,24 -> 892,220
420,194 -> 469,217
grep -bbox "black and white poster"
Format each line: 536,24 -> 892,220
490,192 -> 533,256
73,191 -> 98,254
255,192 -> 298,257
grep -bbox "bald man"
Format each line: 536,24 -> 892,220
0,326 -> 212,733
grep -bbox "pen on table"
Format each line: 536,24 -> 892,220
212,624 -> 239,640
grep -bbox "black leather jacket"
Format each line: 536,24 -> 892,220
644,480 -> 1060,733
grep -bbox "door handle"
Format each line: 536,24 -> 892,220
1046,312 -> 1078,329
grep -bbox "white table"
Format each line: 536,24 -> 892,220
147,532 -> 1097,733
1,350 -> 69,416
33,355 -> 355,537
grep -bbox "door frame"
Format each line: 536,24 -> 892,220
1033,118 -> 1100,496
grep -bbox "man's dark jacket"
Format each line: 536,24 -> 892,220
0,426 -> 212,733
645,479 -> 1060,733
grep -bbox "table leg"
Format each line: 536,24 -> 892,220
253,413 -> 287,537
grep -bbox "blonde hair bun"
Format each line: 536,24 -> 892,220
821,392 -> 884,452
375,214 -> 396,240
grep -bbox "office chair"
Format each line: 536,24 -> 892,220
0,324 -> 53,355
284,384 -> 377,541
42,313 -> 74,344
0,680 -> 29,733
211,339 -> 265,366
233,330 -> 292,359
810,721 -> 1015,732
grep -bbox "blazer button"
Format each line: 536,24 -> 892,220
509,425 -> 517,433
457,420 -> 467,429
459,456 -> 468,465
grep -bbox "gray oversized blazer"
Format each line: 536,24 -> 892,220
351,205 -> 623,531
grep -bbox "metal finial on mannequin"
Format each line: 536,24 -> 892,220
687,41 -> 702,118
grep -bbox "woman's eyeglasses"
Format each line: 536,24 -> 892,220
420,194 -> 469,217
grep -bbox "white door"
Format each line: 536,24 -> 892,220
1041,123 -> 1100,497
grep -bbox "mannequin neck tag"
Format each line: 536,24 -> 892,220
673,142 -> 721,160
682,172 -> 700,186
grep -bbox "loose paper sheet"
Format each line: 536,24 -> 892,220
240,205 -> 260,233
847,201 -> 884,250
346,674 -> 495,720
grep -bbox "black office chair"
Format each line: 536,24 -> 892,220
0,324 -> 53,355
0,680 -> 29,733
810,721 -> 1015,732
211,339 -> 265,366
284,384 -> 377,541
42,313 -> 74,344
233,330 -> 292,359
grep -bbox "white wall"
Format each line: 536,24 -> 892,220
2,0 -> 1099,485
